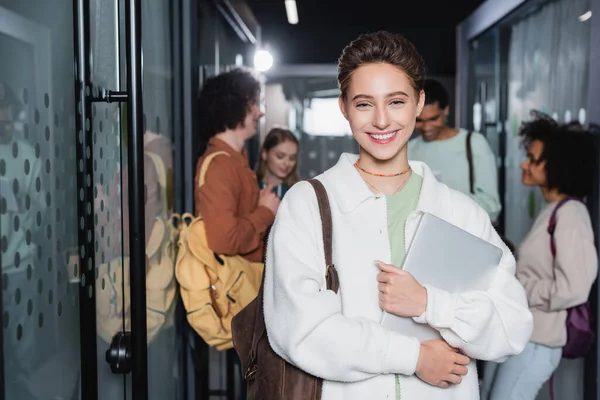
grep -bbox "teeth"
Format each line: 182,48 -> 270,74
370,131 -> 397,140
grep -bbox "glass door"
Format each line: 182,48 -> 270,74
465,1 -> 594,399
142,0 -> 179,398
2,0 -> 174,399
0,1 -> 82,399
467,27 -> 509,234
88,0 -> 130,397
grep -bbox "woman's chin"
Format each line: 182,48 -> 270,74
521,175 -> 535,186
361,144 -> 405,162
268,172 -> 289,182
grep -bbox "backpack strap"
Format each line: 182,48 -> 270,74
146,151 -> 167,192
198,151 -> 230,188
247,179 -> 339,368
307,179 -> 339,292
466,131 -> 475,194
547,196 -> 587,400
547,196 -> 583,257
146,151 -> 168,216
196,151 -> 233,264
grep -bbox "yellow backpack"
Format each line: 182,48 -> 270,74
175,151 -> 263,351
95,151 -> 178,344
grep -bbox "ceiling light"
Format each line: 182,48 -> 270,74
285,0 -> 298,25
254,49 -> 274,72
579,11 -> 592,22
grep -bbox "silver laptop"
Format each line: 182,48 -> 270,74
380,212 -> 503,341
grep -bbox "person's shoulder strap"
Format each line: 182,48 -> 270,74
198,151 -> 230,189
547,196 -> 584,257
466,131 -> 475,194
145,151 -> 169,216
306,179 -> 339,293
145,151 -> 167,192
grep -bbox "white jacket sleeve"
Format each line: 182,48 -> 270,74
413,205 -> 533,362
264,182 -> 421,382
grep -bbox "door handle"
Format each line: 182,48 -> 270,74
106,331 -> 132,374
124,0 -> 149,398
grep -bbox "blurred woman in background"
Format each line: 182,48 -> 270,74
481,113 -> 598,399
256,127 -> 300,199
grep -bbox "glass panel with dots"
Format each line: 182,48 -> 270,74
1,1 -> 180,399
0,1 -> 81,399
90,0 -> 129,398
142,1 -> 178,398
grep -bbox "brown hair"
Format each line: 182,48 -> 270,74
337,31 -> 425,100
256,127 -> 300,187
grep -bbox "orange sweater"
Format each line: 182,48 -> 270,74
194,138 -> 274,263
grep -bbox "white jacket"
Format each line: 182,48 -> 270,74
264,153 -> 533,400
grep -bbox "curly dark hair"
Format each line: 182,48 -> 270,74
337,31 -> 425,100
519,110 -> 596,198
423,79 -> 449,109
197,67 -> 260,140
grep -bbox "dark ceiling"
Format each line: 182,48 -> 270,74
247,0 -> 485,75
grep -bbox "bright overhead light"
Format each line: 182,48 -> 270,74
254,49 -> 274,72
579,11 -> 592,22
285,0 -> 298,24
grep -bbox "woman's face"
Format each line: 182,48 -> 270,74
520,139 -> 547,187
262,140 -> 298,181
339,63 -> 424,162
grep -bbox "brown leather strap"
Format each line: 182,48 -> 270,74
466,131 -> 475,194
249,179 -> 340,360
249,267 -> 267,358
307,179 -> 339,293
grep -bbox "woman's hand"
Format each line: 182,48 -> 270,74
416,340 -> 470,388
377,261 -> 427,318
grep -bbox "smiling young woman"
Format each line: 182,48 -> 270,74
262,31 -> 533,400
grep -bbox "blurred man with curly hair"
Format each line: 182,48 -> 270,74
194,67 -> 279,263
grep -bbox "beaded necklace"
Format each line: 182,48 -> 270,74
354,160 -> 412,177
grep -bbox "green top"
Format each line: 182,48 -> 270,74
408,129 -> 501,222
387,173 -> 423,268
385,172 -> 423,400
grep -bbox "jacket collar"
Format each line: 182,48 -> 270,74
323,153 -> 451,217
